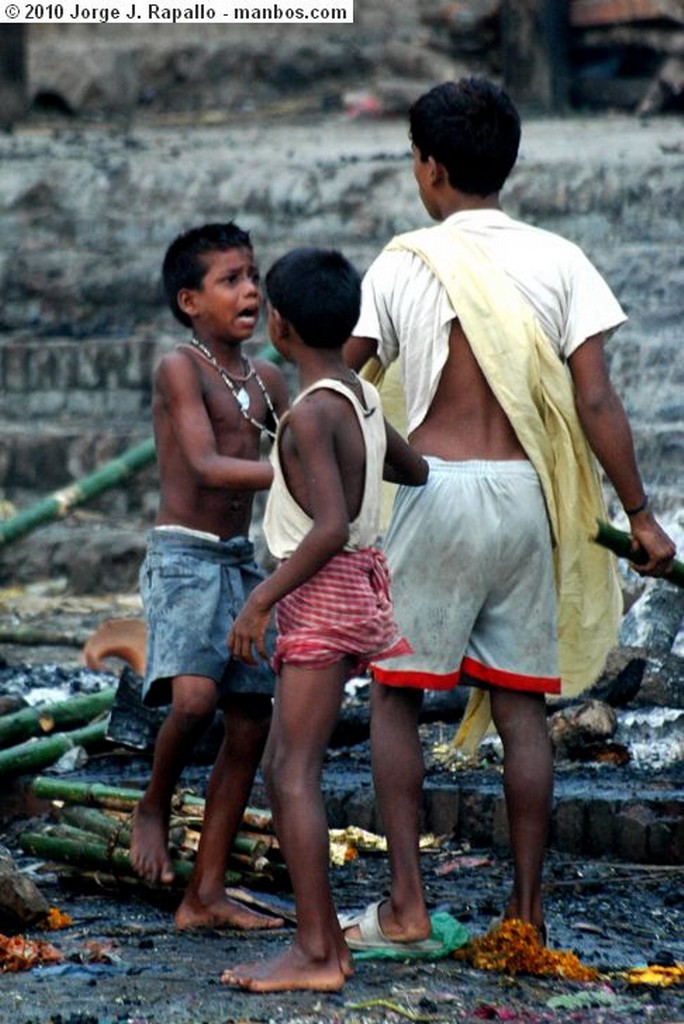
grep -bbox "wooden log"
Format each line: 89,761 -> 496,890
0,721 -> 108,778
0,689 -> 115,750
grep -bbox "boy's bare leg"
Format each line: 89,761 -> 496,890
489,687 -> 552,937
344,681 -> 431,945
175,693 -> 284,931
221,662 -> 351,992
131,675 -> 217,884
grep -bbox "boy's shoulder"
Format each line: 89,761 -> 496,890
153,343 -> 198,378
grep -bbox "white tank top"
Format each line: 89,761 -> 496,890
263,376 -> 386,559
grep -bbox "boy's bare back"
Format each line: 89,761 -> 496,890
408,319 -> 526,463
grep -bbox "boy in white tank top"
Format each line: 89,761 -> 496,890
220,247 -> 428,993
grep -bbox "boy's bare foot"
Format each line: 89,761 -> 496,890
130,804 -> 175,885
175,893 -> 284,931
220,947 -> 347,993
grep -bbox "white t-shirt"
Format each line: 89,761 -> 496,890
354,209 -> 627,434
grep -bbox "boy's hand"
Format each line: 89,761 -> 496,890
229,593 -> 271,665
629,510 -> 676,577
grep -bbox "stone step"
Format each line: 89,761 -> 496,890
317,767 -> 684,866
0,333 -> 159,423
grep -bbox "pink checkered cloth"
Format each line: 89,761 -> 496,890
273,547 -> 412,676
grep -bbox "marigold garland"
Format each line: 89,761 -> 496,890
454,918 -> 599,981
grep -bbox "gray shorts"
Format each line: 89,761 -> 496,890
139,527 -> 275,707
373,458 -> 560,695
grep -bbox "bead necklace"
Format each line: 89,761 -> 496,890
185,336 -> 279,439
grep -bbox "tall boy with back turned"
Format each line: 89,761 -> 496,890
132,222 -> 289,932
343,79 -> 675,951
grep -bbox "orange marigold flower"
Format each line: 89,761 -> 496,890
38,906 -> 73,931
454,918 -> 599,982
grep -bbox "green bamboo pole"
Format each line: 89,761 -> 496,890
594,520 -> 684,589
0,688 -> 115,750
58,804 -> 275,862
59,805 -> 132,847
0,720 -> 107,777
31,776 -> 148,811
31,777 -> 274,831
19,830 -> 194,884
0,438 -> 155,548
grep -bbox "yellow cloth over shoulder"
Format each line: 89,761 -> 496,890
371,223 -> 623,751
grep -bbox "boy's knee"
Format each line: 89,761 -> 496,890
168,688 -> 217,732
167,705 -> 215,736
170,676 -> 218,721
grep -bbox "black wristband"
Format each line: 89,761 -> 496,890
624,496 -> 648,516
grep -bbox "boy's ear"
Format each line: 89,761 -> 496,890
268,305 -> 292,341
427,155 -> 447,186
177,287 -> 198,318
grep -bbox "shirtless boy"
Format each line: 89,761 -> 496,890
132,222 -> 289,932
220,247 -> 428,991
343,79 -> 675,950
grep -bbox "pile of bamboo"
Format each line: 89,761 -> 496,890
0,689 -> 115,778
19,777 -> 289,893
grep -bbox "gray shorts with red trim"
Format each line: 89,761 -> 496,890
371,457 -> 561,695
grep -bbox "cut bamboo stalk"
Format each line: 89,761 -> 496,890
179,792 -> 273,831
19,831 -> 245,886
59,805 -> 132,847
0,720 -> 108,778
19,830 -> 193,884
31,777 -> 148,811
593,519 -> 684,588
50,798 -> 281,866
0,689 -> 115,750
31,778 -> 274,832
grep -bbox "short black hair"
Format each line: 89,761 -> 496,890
162,222 -> 252,327
409,78 -> 521,197
265,247 -> 361,350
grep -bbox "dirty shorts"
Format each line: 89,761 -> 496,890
139,527 -> 275,707
273,547 -> 412,676
371,458 -> 561,695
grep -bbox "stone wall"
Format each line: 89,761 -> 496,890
0,110 -> 682,588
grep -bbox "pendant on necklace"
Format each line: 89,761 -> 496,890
236,387 -> 250,412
